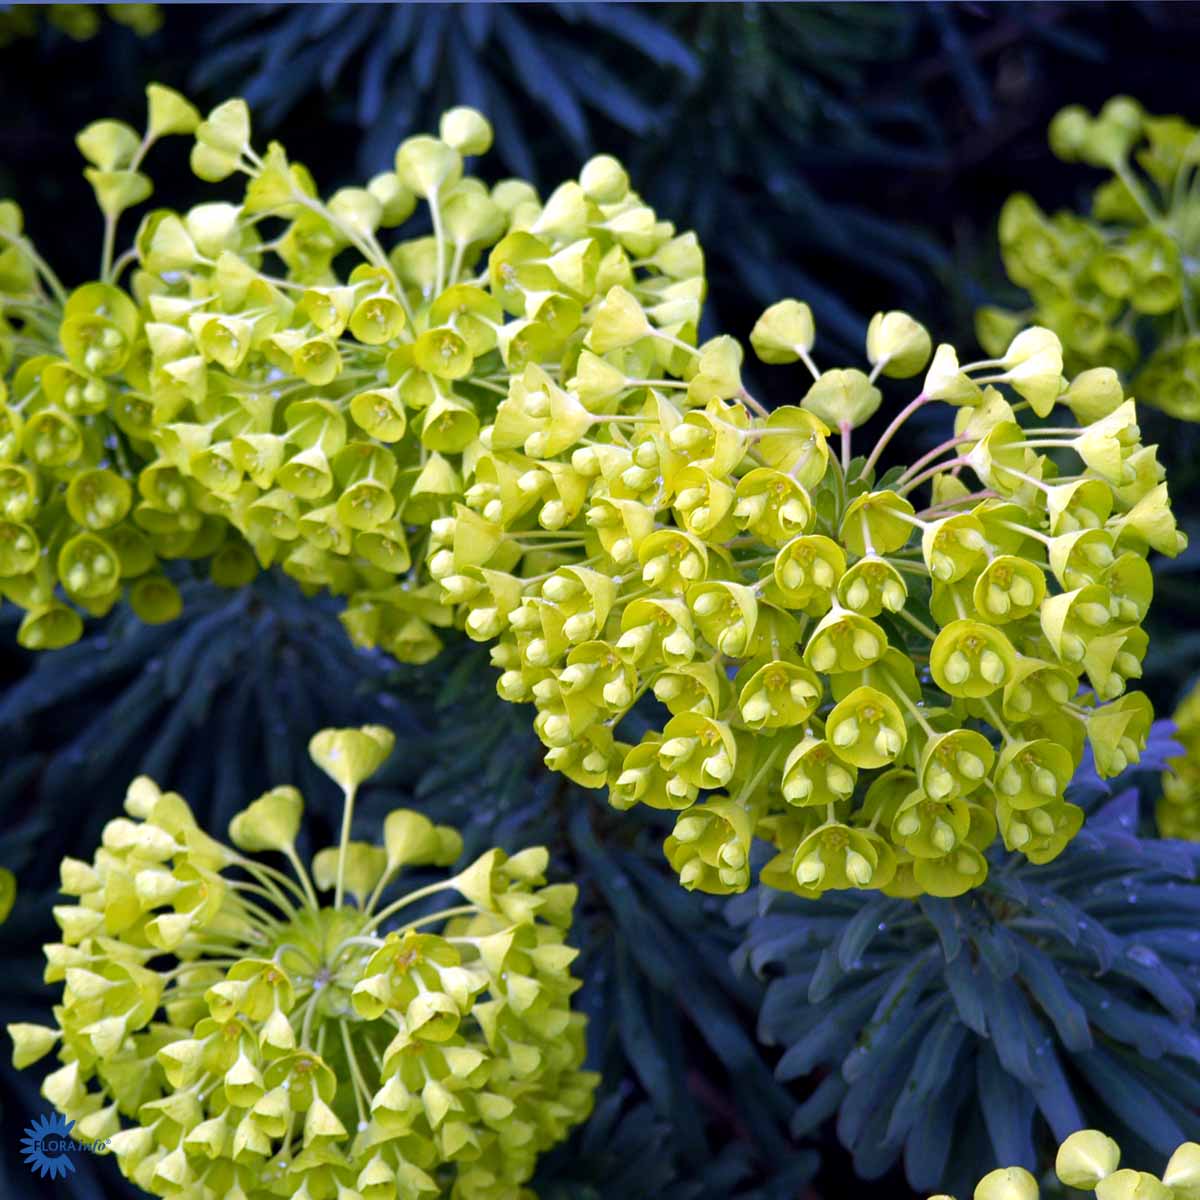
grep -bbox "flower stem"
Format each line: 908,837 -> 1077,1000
298,993 -> 320,1049
656,331 -> 699,356
339,1020 -> 371,1128
895,434 -> 974,487
739,387 -> 769,419
896,457 -> 974,497
895,606 -> 939,642
282,844 -> 320,911
889,675 -> 936,737
229,879 -> 297,922
429,187 -> 447,297
396,904 -> 479,933
362,879 -> 457,934
0,229 -> 68,304
100,214 -> 117,285
272,942 -> 321,971
862,392 -> 928,478
334,785 -> 357,911
234,853 -> 311,906
733,745 -> 783,805
980,697 -> 1018,746
1111,156 -> 1163,227
917,490 -> 997,518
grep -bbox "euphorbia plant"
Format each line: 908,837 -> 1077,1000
7,723 -> 596,1198
1160,677 -> 1200,839
0,87 -> 1186,902
982,96 -> 1200,421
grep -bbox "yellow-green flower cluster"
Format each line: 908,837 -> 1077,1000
0,89 -> 1185,901
456,302 -> 1181,900
1160,678 -> 1200,839
7,724 -> 596,1200
0,86 -> 249,648
0,4 -> 160,46
0,87 -> 705,657
931,1128 -> 1200,1200
981,96 -> 1200,420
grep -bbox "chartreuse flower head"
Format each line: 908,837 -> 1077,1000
7,724 -> 596,1198
1057,1130 -> 1123,1191
985,98 -> 1200,420
926,1131 -> 1200,1200
866,310 -> 932,380
1159,678 -> 1200,839
0,90 -> 1184,902
0,5 -> 161,46
973,1167 -> 1039,1200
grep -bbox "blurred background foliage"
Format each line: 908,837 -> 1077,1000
5,3 -> 1200,1198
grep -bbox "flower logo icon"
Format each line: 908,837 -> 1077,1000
20,1111 -> 77,1179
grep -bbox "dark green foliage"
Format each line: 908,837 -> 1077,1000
635,3 -> 952,348
533,1092 -> 816,1200
189,3 -> 700,182
731,722 -> 1200,1197
0,573 -> 401,876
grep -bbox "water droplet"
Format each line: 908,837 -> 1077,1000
1126,945 -> 1160,967
877,922 -> 888,933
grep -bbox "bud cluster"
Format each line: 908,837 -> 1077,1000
0,89 -> 1185,901
7,724 -> 596,1199
0,3 -> 161,47
0,87 -> 706,659
981,96 -> 1200,420
932,1129 -> 1200,1200
451,305 -> 1180,900
1160,679 -> 1200,840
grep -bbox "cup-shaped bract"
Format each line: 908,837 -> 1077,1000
7,733 -> 596,1200
0,88 -> 1185,905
